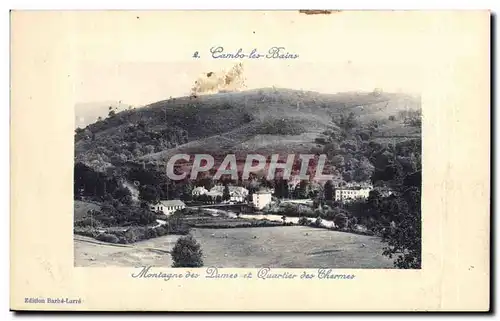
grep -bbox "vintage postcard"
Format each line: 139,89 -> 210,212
10,11 -> 490,311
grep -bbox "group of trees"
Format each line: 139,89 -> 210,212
312,110 -> 422,268
318,110 -> 421,186
76,201 -> 157,228
75,107 -> 189,171
74,162 -> 121,200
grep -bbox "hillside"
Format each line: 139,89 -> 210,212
75,88 -> 421,174
75,101 -> 134,129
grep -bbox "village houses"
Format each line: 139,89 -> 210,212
191,185 -> 249,203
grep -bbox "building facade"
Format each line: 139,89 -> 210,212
252,190 -> 272,210
334,187 -> 372,203
150,200 -> 186,216
192,186 -> 208,197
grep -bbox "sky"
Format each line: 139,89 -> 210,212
75,60 -> 424,107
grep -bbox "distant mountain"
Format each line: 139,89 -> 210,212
74,88 -> 421,173
75,101 -> 134,129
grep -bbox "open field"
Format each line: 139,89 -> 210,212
192,226 -> 393,268
75,226 -> 394,268
74,234 -> 181,267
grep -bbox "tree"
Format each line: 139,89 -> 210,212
222,185 -> 231,201
334,213 -> 348,229
298,216 -> 309,226
342,171 -> 353,182
171,234 -> 204,267
313,216 -> 323,227
293,181 -> 309,199
112,186 -> 131,201
139,185 -> 160,203
179,182 -> 193,202
382,186 -> 421,269
331,155 -> 345,168
353,157 -> 375,182
324,180 -> 334,201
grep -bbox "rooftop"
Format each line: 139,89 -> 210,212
336,186 -> 372,191
159,200 -> 186,207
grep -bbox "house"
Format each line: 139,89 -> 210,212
252,189 -> 272,210
373,187 -> 394,198
150,200 -> 186,216
209,185 -> 249,203
192,186 -> 208,197
334,187 -> 372,203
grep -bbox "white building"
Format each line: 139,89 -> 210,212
252,190 -> 272,210
334,187 -> 372,203
150,200 -> 186,216
209,185 -> 249,203
281,199 -> 314,206
192,186 -> 208,197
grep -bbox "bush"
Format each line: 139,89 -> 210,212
123,226 -> 148,243
145,228 -> 158,239
298,216 -> 309,226
96,233 -> 119,243
74,217 -> 102,228
155,226 -> 167,236
156,214 -> 169,221
74,227 -> 100,238
171,234 -> 204,268
298,205 -> 314,217
334,213 -> 349,229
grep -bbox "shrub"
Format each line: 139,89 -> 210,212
145,228 -> 158,239
334,213 -> 349,229
96,233 -> 119,243
74,227 -> 100,238
298,216 -> 309,226
155,226 -> 167,236
171,234 -> 204,268
123,226 -> 148,243
74,217 -> 102,228
298,206 -> 314,217
156,214 -> 169,221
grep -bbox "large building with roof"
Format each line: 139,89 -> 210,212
150,200 -> 186,216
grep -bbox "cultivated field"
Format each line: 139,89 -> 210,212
75,226 -> 394,268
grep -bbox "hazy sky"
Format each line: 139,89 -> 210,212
76,60 -> 424,107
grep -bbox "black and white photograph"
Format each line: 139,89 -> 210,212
10,10 -> 490,312
73,61 -> 422,269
